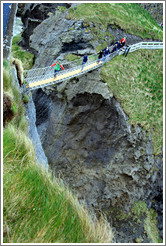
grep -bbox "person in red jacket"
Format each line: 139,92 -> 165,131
50,60 -> 65,78
120,37 -> 126,47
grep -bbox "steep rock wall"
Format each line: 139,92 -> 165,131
32,70 -> 162,214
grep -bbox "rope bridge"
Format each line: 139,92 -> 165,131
24,42 -> 163,91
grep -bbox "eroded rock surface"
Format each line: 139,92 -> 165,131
32,70 -> 162,215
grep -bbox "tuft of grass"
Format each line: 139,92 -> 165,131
65,53 -> 80,62
67,3 -> 163,41
22,94 -> 30,104
3,125 -> 113,243
11,34 -> 34,70
3,67 -> 13,91
101,49 -> 163,155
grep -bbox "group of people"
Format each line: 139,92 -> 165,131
50,37 -> 127,78
97,37 -> 126,62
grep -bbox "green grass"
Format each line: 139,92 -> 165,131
3,125 -> 112,243
67,3 -> 163,41
11,34 -> 34,70
101,49 -> 163,155
65,53 -> 81,62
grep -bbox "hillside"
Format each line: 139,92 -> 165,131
67,3 -> 163,41
3,2 -> 163,244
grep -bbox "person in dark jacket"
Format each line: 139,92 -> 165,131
111,41 -> 122,53
81,54 -> 88,71
104,46 -> 110,56
97,49 -> 104,63
102,46 -> 110,61
50,60 -> 65,78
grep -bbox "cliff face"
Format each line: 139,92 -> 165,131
32,70 -> 162,211
18,3 -> 72,49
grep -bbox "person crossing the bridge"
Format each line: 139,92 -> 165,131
111,41 -> 122,53
81,54 -> 88,71
51,60 -> 65,78
97,49 -> 104,63
102,46 -> 110,61
120,37 -> 126,47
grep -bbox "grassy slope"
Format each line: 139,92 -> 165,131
3,62 -> 112,243
101,49 -> 163,155
67,3 -> 163,41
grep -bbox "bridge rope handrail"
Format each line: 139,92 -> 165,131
24,41 -> 163,89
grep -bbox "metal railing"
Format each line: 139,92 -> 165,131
119,41 -> 163,55
24,42 -> 163,90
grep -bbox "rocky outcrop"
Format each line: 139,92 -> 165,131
19,3 -> 72,49
29,12 -> 94,68
32,69 -> 162,213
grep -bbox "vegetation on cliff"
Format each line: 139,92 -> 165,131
3,61 -> 113,243
101,49 -> 163,155
105,201 -> 162,243
11,33 -> 34,70
67,3 -> 163,42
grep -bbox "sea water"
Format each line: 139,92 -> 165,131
13,17 -> 23,36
